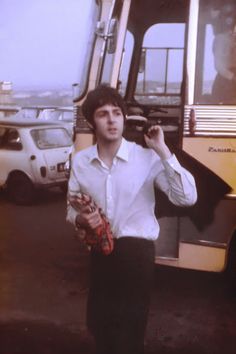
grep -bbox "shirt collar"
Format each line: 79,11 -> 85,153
89,138 -> 129,164
116,138 -> 129,162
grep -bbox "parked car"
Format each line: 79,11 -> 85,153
0,117 -> 72,204
0,105 -> 20,119
14,106 -> 56,119
14,106 -> 74,137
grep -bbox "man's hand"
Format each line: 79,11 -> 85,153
69,194 -> 103,230
144,125 -> 171,160
76,206 -> 103,230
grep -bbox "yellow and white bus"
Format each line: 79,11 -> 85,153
72,0 -> 236,288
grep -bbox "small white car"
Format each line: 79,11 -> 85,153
15,106 -> 74,138
0,117 -> 72,204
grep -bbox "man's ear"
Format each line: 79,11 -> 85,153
87,121 -> 95,132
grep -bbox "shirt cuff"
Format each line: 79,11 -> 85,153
66,203 -> 79,226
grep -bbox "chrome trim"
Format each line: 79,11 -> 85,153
187,0 -> 199,105
225,193 -> 236,199
110,0 -> 131,87
95,0 -> 116,86
181,240 -> 227,249
155,256 -> 178,261
184,105 -> 236,136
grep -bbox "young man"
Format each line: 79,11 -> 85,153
66,85 -> 197,354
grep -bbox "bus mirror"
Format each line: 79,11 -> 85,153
95,21 -> 106,37
95,19 -> 117,54
139,49 -> 146,73
107,18 -> 118,54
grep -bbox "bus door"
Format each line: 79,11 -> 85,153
73,0 -> 236,278
115,0 -> 189,260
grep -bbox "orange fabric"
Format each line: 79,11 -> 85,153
69,193 -> 114,255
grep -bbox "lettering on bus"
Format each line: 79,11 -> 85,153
208,146 -> 236,153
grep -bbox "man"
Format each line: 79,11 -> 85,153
66,85 -> 197,354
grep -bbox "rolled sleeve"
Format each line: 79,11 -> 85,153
156,154 -> 198,206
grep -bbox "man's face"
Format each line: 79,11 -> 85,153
93,104 -> 124,143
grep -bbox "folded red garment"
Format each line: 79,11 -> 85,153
68,192 -> 114,255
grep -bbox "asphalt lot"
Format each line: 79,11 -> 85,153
0,188 -> 236,354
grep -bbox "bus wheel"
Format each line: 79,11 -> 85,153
226,235 -> 236,295
7,172 -> 35,205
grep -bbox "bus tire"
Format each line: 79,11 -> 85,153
7,172 -> 35,205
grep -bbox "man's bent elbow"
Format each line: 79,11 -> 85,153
172,190 -> 198,207
183,190 -> 198,207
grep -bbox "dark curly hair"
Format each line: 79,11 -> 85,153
81,84 -> 126,127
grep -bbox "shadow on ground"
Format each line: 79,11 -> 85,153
0,320 -> 95,354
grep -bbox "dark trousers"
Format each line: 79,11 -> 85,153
87,237 -> 155,354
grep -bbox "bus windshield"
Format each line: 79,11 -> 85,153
134,23 -> 185,105
195,0 -> 236,105
116,0 -> 188,106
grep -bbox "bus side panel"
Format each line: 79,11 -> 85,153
183,137 -> 236,194
178,198 -> 236,272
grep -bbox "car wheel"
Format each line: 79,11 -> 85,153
7,173 -> 35,205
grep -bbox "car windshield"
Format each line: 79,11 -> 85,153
31,127 -> 72,149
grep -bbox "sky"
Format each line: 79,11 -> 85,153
0,0 -> 94,90
0,0 -> 217,95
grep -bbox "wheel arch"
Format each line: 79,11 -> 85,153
7,169 -> 33,185
6,170 -> 35,205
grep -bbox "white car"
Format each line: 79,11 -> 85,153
14,106 -> 74,138
0,117 -> 72,204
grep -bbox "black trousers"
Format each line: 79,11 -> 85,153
87,237 -> 155,354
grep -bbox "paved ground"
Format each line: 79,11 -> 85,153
0,188 -> 236,354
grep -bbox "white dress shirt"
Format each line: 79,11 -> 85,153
67,138 -> 197,240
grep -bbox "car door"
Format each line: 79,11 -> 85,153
0,127 -> 27,186
30,126 -> 72,182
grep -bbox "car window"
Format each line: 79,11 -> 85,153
0,128 -> 23,151
31,127 -> 72,149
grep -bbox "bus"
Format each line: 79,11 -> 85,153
72,0 -> 236,288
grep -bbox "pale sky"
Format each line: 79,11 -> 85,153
0,0 -> 216,94
0,0 -> 94,90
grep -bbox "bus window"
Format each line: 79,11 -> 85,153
77,2 -> 100,97
118,31 -> 134,96
100,34 -> 116,85
195,0 -> 236,104
134,23 -> 185,105
99,3 -> 123,85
